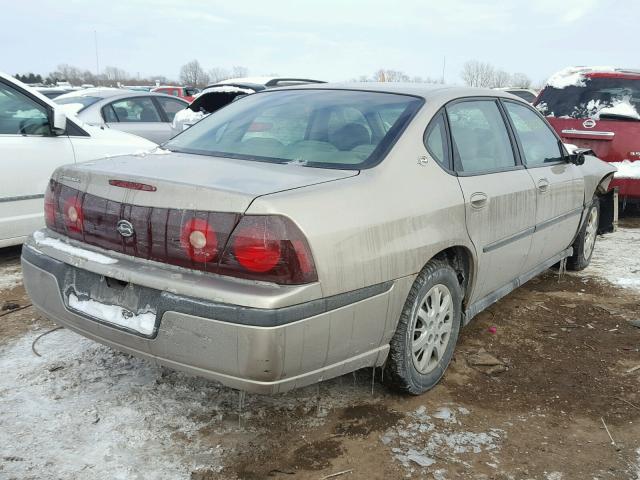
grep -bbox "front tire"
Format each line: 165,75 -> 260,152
567,198 -> 599,271
385,259 -> 462,395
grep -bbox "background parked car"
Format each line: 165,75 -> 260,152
534,66 -> 640,203
493,87 -> 538,103
151,85 -> 200,102
54,89 -> 189,143
0,72 -> 156,247
171,76 -> 325,132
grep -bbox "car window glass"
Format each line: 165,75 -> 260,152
108,97 -> 161,122
447,100 -> 516,173
156,97 -> 187,122
504,102 -> 563,165
328,107 -> 372,140
0,82 -> 50,135
424,112 -> 448,167
165,90 -> 423,169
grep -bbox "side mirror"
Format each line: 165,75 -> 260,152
51,108 -> 67,135
567,147 -> 594,166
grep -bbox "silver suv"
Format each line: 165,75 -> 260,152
22,84 -> 616,394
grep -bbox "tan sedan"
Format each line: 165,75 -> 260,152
22,84 -> 616,394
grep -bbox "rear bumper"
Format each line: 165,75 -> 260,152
611,178 -> 640,201
21,242 -> 394,394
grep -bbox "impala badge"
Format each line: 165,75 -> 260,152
116,220 -> 135,238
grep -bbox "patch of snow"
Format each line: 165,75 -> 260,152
546,66 -> 616,89
68,292 -> 156,335
610,160 -> 640,180
385,405 -> 504,472
545,472 -> 563,480
216,76 -> 274,86
634,447 -> 640,480
201,85 -> 255,96
576,226 -> 640,291
0,262 -> 22,291
597,100 -> 640,120
33,231 -> 117,265
172,108 -> 208,129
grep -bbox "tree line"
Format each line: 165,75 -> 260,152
14,59 -> 533,89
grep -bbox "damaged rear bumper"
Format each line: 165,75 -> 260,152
21,234 -> 394,394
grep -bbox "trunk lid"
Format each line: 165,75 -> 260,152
57,150 -> 358,212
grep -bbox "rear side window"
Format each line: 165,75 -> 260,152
504,102 -> 563,166
424,112 -> 449,167
106,97 -> 161,123
447,100 -> 516,173
156,97 -> 187,122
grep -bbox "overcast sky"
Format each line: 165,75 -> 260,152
1,0 -> 637,85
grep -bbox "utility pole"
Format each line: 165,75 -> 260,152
94,30 -> 100,81
441,56 -> 446,84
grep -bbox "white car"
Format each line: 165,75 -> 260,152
0,73 -> 157,247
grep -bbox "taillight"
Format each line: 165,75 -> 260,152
44,181 -> 56,228
180,218 -> 218,263
63,195 -> 84,233
43,180 -> 318,285
219,215 -> 317,284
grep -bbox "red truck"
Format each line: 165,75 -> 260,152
151,86 -> 200,103
534,67 -> 640,204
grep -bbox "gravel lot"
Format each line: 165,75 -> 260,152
1,217 -> 639,480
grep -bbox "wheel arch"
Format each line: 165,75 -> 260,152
431,245 -> 476,311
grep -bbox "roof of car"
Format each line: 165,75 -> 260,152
54,88 -> 188,102
216,77 -> 326,87
267,82 -> 525,102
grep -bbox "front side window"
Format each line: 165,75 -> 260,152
105,97 -> 161,123
447,100 -> 516,173
0,82 -> 50,135
504,102 -> 563,166
165,90 -> 423,169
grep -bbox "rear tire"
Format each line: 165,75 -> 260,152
567,198 -> 600,271
385,259 -> 462,395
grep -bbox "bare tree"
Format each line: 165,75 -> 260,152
102,66 -> 128,83
461,60 -> 496,88
208,67 -> 230,84
179,60 -> 209,87
491,69 -> 512,88
510,72 -> 532,88
231,66 -> 249,78
374,69 -> 410,82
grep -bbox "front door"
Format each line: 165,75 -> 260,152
502,100 -> 584,271
446,99 -> 537,303
0,79 -> 75,245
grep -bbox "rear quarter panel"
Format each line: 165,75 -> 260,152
246,104 -> 474,299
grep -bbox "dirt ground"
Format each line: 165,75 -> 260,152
1,217 -> 639,480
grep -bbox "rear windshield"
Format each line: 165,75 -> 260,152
54,96 -> 102,110
536,77 -> 640,120
508,90 -> 536,103
165,89 -> 423,169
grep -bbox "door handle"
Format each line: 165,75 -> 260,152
537,179 -> 550,193
470,192 -> 488,209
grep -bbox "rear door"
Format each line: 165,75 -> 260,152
502,100 -> 584,270
447,98 -> 537,303
0,79 -> 75,245
102,96 -> 171,143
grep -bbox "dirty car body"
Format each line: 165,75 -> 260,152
22,84 -> 616,394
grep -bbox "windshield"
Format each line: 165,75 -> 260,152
54,96 -> 102,110
165,89 -> 423,169
536,77 -> 640,120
